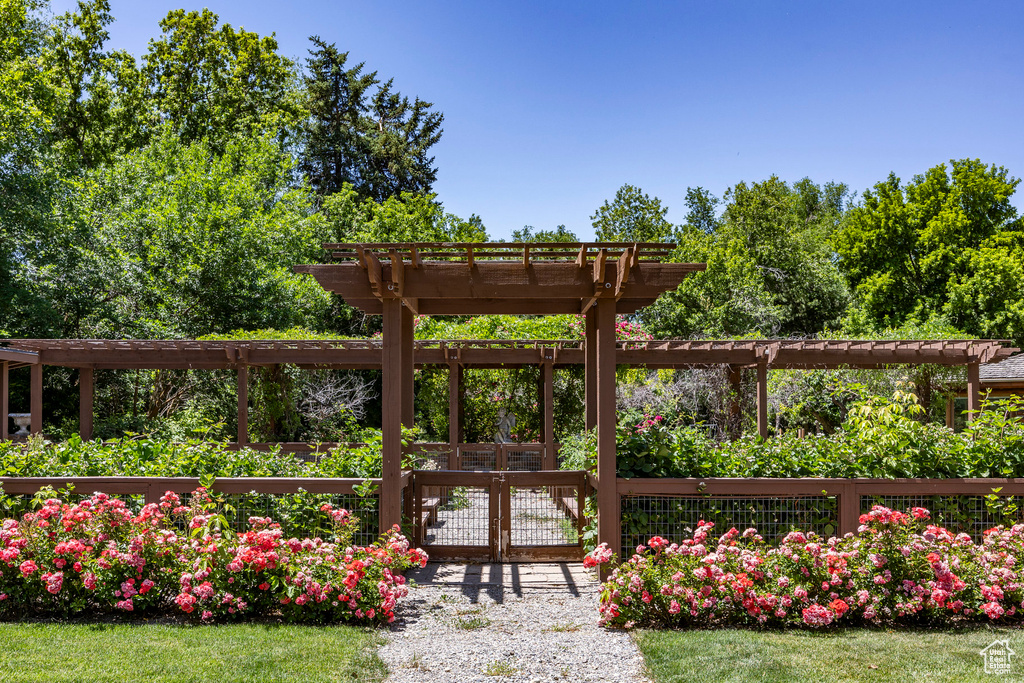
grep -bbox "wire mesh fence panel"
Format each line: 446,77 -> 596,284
418,451 -> 451,470
506,449 -> 543,471
406,448 -> 450,470
509,486 -> 579,546
422,485 -> 491,547
170,491 -> 380,546
460,450 -> 497,471
862,494 -> 1019,541
621,495 -> 839,552
227,493 -> 380,546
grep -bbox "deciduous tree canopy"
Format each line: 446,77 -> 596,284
835,159 -> 1022,343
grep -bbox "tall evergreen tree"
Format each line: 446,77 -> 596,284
299,37 -> 376,198
300,37 -> 443,202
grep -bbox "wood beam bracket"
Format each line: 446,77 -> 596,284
364,249 -> 384,297
226,346 -> 249,367
581,249 -> 613,314
388,249 -> 404,298
354,245 -> 369,269
613,247 -> 633,300
402,298 -> 420,315
592,248 -> 607,284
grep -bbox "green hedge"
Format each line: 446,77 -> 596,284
0,433 -> 386,479
561,393 -> 1024,479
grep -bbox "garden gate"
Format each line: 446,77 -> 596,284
413,470 -> 587,562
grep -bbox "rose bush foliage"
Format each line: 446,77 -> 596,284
0,488 -> 426,623
588,505 -> 1024,629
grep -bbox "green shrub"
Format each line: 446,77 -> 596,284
560,394 -> 1024,480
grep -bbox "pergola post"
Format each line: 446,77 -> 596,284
236,365 -> 248,445
595,298 -> 619,559
945,395 -> 954,429
967,360 -> 981,423
756,359 -> 768,439
1,361 -> 8,440
542,358 -> 555,469
584,309 -> 597,430
30,363 -> 42,434
401,304 -> 415,427
79,368 -> 94,440
447,362 -> 461,470
727,365 -> 742,440
381,298 -> 408,531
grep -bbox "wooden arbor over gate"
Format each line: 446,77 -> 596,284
295,242 -> 704,552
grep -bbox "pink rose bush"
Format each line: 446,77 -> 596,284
0,488 -> 427,623
587,505 -> 1024,629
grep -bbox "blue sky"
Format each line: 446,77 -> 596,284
51,1 -> 1024,240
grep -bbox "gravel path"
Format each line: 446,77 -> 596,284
381,563 -> 649,683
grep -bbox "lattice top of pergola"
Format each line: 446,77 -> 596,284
321,242 -> 677,264
296,242 -> 704,315
1,337 -> 1016,370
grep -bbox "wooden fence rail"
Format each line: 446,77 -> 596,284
0,473 -> 412,503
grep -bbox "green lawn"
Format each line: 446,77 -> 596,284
0,622 -> 386,683
635,626 -> 1024,682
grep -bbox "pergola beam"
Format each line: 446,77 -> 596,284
7,339 -> 1015,371
0,348 -> 38,364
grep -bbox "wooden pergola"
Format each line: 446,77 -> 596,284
295,242 -> 701,550
2,337 -> 1014,443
